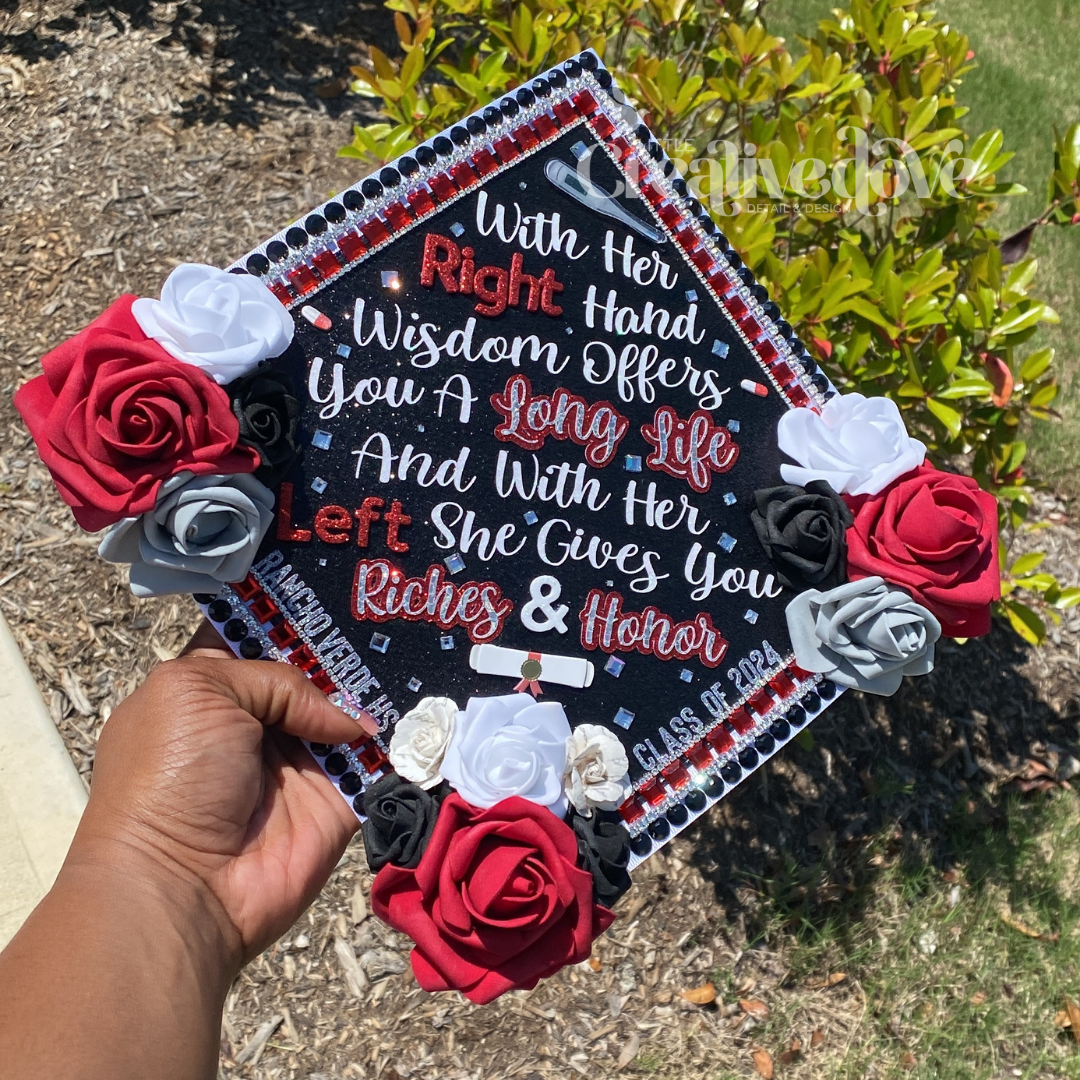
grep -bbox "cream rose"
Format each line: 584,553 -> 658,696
440,694 -> 571,816
564,724 -> 630,813
777,392 -> 926,496
131,263 -> 294,384
97,471 -> 274,598
388,697 -> 459,790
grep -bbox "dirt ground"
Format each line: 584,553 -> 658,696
3,5 -> 1080,1079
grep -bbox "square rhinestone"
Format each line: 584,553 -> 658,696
613,707 -> 636,730
604,655 -> 625,678
451,161 -> 479,186
381,270 -> 402,289
310,477 -> 328,494
439,635 -> 455,650
685,288 -> 699,303
571,140 -> 590,160
361,220 -> 390,248
744,608 -> 759,625
450,221 -> 466,237
336,343 -> 352,358
530,111 -> 563,141
685,741 -> 714,770
311,429 -> 333,450
444,552 -> 466,574
722,491 -> 737,506
639,778 -> 665,807
624,455 -> 642,472
727,419 -> 741,433
523,510 -> 539,525
680,668 -> 694,683
618,797 -> 645,825
712,339 -> 730,358
717,532 -> 737,553
369,632 -> 390,653
472,150 -> 500,181
313,249 -> 342,278
407,677 -> 423,692
472,151 -> 499,179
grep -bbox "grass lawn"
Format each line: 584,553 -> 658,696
737,789 -> 1080,1079
768,0 -> 1080,497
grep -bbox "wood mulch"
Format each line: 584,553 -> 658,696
3,5 -> 1080,1078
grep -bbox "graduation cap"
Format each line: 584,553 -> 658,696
16,50 -> 999,1003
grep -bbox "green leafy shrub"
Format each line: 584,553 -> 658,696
341,0 -> 1080,644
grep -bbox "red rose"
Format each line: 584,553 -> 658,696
844,464 -> 1000,637
371,793 -> 615,1004
14,296 -> 258,532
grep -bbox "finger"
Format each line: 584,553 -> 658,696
271,727 -> 362,837
179,618 -> 234,658
181,653 -> 379,743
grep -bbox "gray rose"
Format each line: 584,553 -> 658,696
98,472 -> 275,598
785,576 -> 941,696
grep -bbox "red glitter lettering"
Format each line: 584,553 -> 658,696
578,589 -> 729,668
275,482 -> 312,543
490,374 -> 629,469
351,559 -> 512,643
419,233 -> 564,319
640,406 -> 739,493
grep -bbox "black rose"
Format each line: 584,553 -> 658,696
571,811 -> 632,908
228,368 -> 301,486
751,480 -> 853,591
361,774 -> 443,872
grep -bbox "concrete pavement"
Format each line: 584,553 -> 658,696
0,611 -> 86,948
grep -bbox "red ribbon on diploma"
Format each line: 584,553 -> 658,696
514,652 -> 544,697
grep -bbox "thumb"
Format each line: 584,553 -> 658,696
179,652 -> 379,745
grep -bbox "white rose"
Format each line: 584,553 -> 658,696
131,263 -> 294,384
97,471 -> 274,598
777,392 -> 926,496
564,724 -> 630,814
441,694 -> 571,816
388,696 -> 458,790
